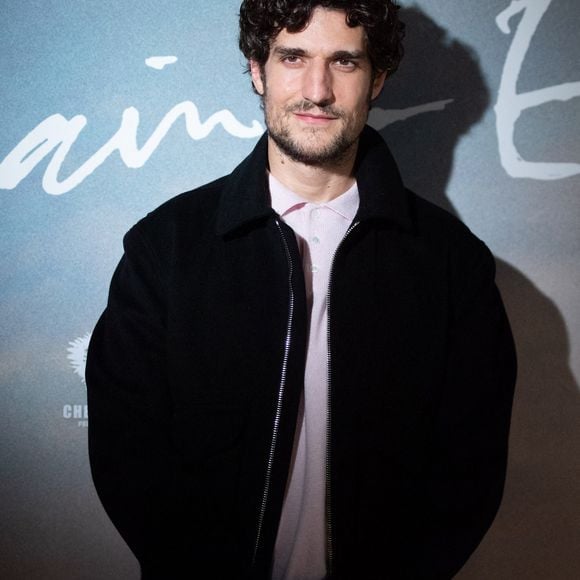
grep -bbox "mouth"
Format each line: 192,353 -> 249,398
293,111 -> 339,125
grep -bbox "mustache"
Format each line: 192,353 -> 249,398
287,101 -> 344,118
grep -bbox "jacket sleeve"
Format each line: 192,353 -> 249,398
86,224 -> 189,577
425,240 -> 517,578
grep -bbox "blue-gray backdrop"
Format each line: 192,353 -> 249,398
1,1 -> 579,578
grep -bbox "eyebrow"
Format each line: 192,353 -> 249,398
331,50 -> 367,61
272,46 -> 367,61
272,46 -> 307,58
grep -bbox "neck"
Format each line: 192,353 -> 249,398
267,137 -> 358,203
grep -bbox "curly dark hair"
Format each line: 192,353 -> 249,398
239,0 -> 405,77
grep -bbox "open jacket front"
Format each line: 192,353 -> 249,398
87,126 -> 517,579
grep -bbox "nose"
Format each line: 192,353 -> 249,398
302,60 -> 334,107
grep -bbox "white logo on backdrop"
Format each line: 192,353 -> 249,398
64,333 -> 91,427
67,333 -> 91,383
495,0 -> 580,180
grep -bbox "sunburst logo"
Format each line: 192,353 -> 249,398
67,332 -> 91,383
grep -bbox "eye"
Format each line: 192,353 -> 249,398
281,55 -> 302,65
335,58 -> 357,70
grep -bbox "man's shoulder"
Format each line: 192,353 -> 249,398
117,174 -> 233,265
142,175 -> 228,230
406,189 -> 492,264
125,174 -> 231,248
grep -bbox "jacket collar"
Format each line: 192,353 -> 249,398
215,125 -> 412,236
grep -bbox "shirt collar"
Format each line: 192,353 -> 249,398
268,173 -> 307,217
215,126 -> 412,236
269,172 -> 359,222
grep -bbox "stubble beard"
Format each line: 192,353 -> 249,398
261,85 -> 372,167
267,103 -> 357,166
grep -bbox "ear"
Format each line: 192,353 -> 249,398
370,70 -> 387,100
250,60 -> 265,95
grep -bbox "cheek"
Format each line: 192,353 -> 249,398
341,91 -> 371,119
266,87 -> 299,114
269,68 -> 303,95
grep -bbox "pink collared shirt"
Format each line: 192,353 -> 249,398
269,172 -> 359,580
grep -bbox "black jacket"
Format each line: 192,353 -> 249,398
87,126 -> 516,579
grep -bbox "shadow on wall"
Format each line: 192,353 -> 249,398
371,7 -> 580,579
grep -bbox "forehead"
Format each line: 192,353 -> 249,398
271,7 -> 367,55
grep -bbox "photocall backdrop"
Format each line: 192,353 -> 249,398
1,1 -> 579,578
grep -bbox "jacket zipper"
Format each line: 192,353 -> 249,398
326,220 -> 359,577
252,220 -> 295,567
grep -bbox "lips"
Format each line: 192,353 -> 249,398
293,111 -> 339,124
297,113 -> 336,119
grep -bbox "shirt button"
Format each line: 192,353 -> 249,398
311,264 -> 319,273
311,236 -> 320,244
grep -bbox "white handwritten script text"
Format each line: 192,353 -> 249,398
495,0 -> 580,179
1,1 -> 579,194
0,101 -> 263,195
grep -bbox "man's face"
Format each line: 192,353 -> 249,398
250,7 -> 386,166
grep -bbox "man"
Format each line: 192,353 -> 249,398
86,1 -> 517,579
